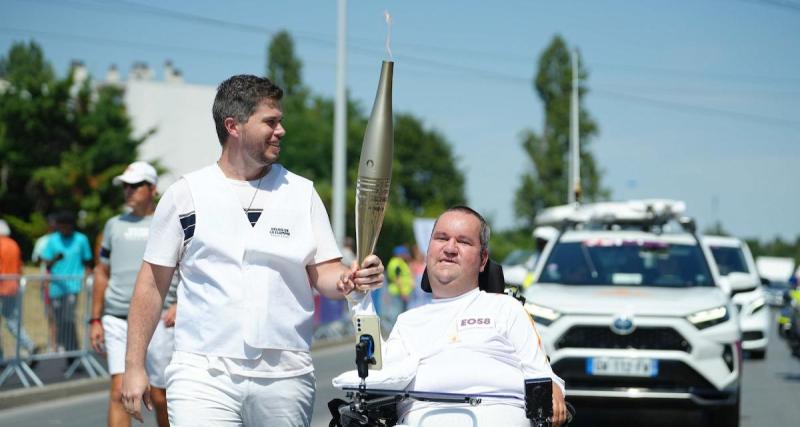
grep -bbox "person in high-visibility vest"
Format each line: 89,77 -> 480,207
387,245 -> 414,312
784,276 -> 800,357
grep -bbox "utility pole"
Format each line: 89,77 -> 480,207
332,0 -> 347,245
568,48 -> 581,204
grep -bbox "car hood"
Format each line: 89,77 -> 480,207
525,284 -> 729,317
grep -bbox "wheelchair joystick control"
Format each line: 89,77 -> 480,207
525,378 -> 553,426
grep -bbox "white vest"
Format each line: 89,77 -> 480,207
175,164 -> 316,358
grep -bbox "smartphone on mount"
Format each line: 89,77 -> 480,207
354,314 -> 383,370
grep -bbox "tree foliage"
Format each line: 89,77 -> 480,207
393,113 -> 465,213
267,30 -> 303,97
514,35 -> 609,231
265,33 -> 466,259
703,221 -> 730,237
0,41 -> 143,256
745,236 -> 800,263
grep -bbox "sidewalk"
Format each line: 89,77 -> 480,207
0,334 -> 353,411
0,355 -> 107,410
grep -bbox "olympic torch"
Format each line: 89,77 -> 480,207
355,60 -> 394,267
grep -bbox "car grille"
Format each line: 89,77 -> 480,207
555,326 -> 692,352
742,331 -> 764,341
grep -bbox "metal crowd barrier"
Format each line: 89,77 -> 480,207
2,271 -> 426,389
0,274 -> 107,388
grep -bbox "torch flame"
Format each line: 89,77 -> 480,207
384,10 -> 393,60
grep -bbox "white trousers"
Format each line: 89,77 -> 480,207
165,362 -> 315,427
397,402 -> 531,427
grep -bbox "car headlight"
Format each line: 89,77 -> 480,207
686,306 -> 729,329
524,302 -> 561,326
747,296 -> 765,314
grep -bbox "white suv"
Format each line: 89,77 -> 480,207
704,235 -> 769,359
523,200 -> 741,426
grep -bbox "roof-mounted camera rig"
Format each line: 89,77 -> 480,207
534,199 -> 697,235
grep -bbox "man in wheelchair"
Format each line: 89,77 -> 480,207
331,206 -> 567,426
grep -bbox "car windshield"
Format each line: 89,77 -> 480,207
766,281 -> 790,290
540,240 -> 714,287
502,249 -> 535,266
709,246 -> 749,276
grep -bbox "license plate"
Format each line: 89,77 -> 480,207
586,357 -> 658,377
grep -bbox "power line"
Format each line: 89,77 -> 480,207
25,0 -> 800,88
590,61 -> 800,86
593,88 -> 800,130
732,0 -> 800,13
3,7 -> 798,132
3,25 -> 798,131
29,0 -> 336,47
0,27 -> 255,60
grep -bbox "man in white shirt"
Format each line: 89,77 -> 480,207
121,75 -> 385,427
380,206 -> 566,426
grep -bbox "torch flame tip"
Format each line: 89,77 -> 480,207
384,10 -> 393,60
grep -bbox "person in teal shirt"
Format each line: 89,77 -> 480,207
43,212 -> 92,353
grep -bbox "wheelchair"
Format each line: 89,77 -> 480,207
328,260 -> 574,427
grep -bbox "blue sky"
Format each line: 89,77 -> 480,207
1,0 -> 798,241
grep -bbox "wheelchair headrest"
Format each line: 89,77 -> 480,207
420,258 -> 506,294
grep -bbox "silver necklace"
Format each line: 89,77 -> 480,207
245,174 -> 264,213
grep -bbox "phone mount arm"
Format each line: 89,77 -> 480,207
355,334 -> 376,392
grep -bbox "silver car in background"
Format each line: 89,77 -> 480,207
704,236 -> 769,359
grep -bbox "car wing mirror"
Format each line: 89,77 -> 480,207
726,272 -> 753,290
717,278 -> 732,298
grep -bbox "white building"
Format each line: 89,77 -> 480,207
0,60 -> 220,193
115,62 -> 220,192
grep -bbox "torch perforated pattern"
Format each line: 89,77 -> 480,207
355,176 -> 391,265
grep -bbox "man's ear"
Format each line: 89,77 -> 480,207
479,248 -> 489,272
223,117 -> 239,140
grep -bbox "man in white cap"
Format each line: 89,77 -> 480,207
90,161 -> 176,427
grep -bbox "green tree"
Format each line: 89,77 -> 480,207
0,41 -> 144,256
393,113 -> 465,214
267,30 -> 303,97
514,35 -> 609,231
264,32 -> 467,259
703,221 -> 730,237
746,236 -> 800,262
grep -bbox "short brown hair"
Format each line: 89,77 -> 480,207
212,75 -> 283,145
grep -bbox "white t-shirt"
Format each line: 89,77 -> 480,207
144,164 -> 342,378
384,288 -> 564,416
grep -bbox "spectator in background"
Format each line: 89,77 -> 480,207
407,244 -> 430,309
31,214 -> 57,269
43,211 -> 92,354
340,236 -> 356,267
32,214 -> 58,351
387,245 -> 414,314
0,219 -> 38,361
